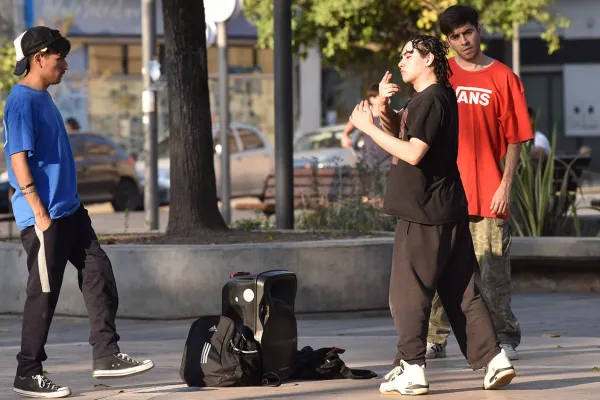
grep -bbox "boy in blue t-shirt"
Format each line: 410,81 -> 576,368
4,26 -> 154,399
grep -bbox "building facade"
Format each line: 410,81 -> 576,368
14,0 -> 288,155
484,0 -> 600,171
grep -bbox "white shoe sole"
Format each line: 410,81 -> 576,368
13,387 -> 71,398
380,386 -> 430,395
93,360 -> 154,379
484,367 -> 516,390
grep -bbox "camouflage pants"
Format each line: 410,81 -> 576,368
428,216 -> 521,348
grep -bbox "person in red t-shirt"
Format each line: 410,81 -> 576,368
424,5 -> 533,362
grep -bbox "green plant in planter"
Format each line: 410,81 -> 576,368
293,155 -> 396,234
509,129 -> 581,237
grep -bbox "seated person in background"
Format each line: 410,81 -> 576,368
528,107 -> 551,160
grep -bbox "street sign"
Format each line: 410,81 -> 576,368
204,0 -> 243,23
148,59 -> 161,81
206,18 -> 217,47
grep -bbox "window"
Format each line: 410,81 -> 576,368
85,136 -> 118,157
256,49 -> 273,74
237,128 -> 264,150
213,130 -> 239,153
127,44 -> 163,75
127,44 -> 142,75
522,71 -> 566,150
88,45 -> 123,75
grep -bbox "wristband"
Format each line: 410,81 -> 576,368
19,182 -> 35,190
22,188 -> 37,195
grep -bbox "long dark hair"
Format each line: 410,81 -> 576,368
409,35 -> 452,88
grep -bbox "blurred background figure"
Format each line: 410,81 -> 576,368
528,106 -> 551,160
65,117 -> 81,133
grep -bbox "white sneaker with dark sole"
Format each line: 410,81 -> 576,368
13,374 -> 71,398
484,348 -> 516,390
380,360 -> 430,396
92,353 -> 154,379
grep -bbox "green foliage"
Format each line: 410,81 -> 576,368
0,39 -> 19,119
230,213 -> 275,231
509,129 -> 581,237
295,198 -> 396,234
244,0 -> 569,68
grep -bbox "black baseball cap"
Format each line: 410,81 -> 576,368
13,26 -> 65,76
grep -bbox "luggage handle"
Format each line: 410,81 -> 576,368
229,340 -> 259,355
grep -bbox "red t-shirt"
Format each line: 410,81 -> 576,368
449,57 -> 534,219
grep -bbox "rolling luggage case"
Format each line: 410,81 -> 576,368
222,270 -> 298,381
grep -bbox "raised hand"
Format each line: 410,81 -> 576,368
379,71 -> 400,106
349,100 -> 375,132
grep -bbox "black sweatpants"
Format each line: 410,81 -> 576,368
17,206 -> 120,377
389,216 -> 500,370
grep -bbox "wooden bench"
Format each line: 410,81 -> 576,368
235,153 -> 593,216
234,166 -> 365,216
553,154 -> 592,194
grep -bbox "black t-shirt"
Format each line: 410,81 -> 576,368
382,83 -> 467,224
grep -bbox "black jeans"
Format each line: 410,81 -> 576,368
389,216 -> 500,370
17,206 -> 120,377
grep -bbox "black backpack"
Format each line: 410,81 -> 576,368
179,315 -> 264,387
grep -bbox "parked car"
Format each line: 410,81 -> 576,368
293,124 -> 362,169
0,132 -> 142,213
135,123 -> 274,201
134,123 -> 364,205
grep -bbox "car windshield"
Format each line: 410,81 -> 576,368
293,129 -> 344,152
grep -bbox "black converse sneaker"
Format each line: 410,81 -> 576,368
13,374 -> 71,398
92,353 -> 154,379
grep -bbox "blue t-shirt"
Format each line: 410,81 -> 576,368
2,84 -> 80,230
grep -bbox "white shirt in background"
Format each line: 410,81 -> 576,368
533,131 -> 551,156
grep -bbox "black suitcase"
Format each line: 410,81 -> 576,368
222,270 -> 298,381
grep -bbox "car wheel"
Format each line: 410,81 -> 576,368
112,179 -> 142,212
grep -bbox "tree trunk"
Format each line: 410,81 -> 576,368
161,0 -> 227,234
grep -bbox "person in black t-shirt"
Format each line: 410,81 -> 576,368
349,35 -> 515,395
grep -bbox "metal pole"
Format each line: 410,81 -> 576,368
142,0 -> 158,230
274,0 -> 294,229
217,21 -> 231,225
512,21 -> 520,77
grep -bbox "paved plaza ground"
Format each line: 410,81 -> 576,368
1,293 -> 599,399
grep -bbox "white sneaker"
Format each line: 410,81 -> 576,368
379,360 -> 429,396
484,349 -> 516,390
500,344 -> 519,360
425,342 -> 446,359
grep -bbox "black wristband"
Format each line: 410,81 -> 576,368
19,182 -> 35,190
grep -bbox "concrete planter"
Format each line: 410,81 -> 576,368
1,236 -> 598,319
0,238 -> 394,319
